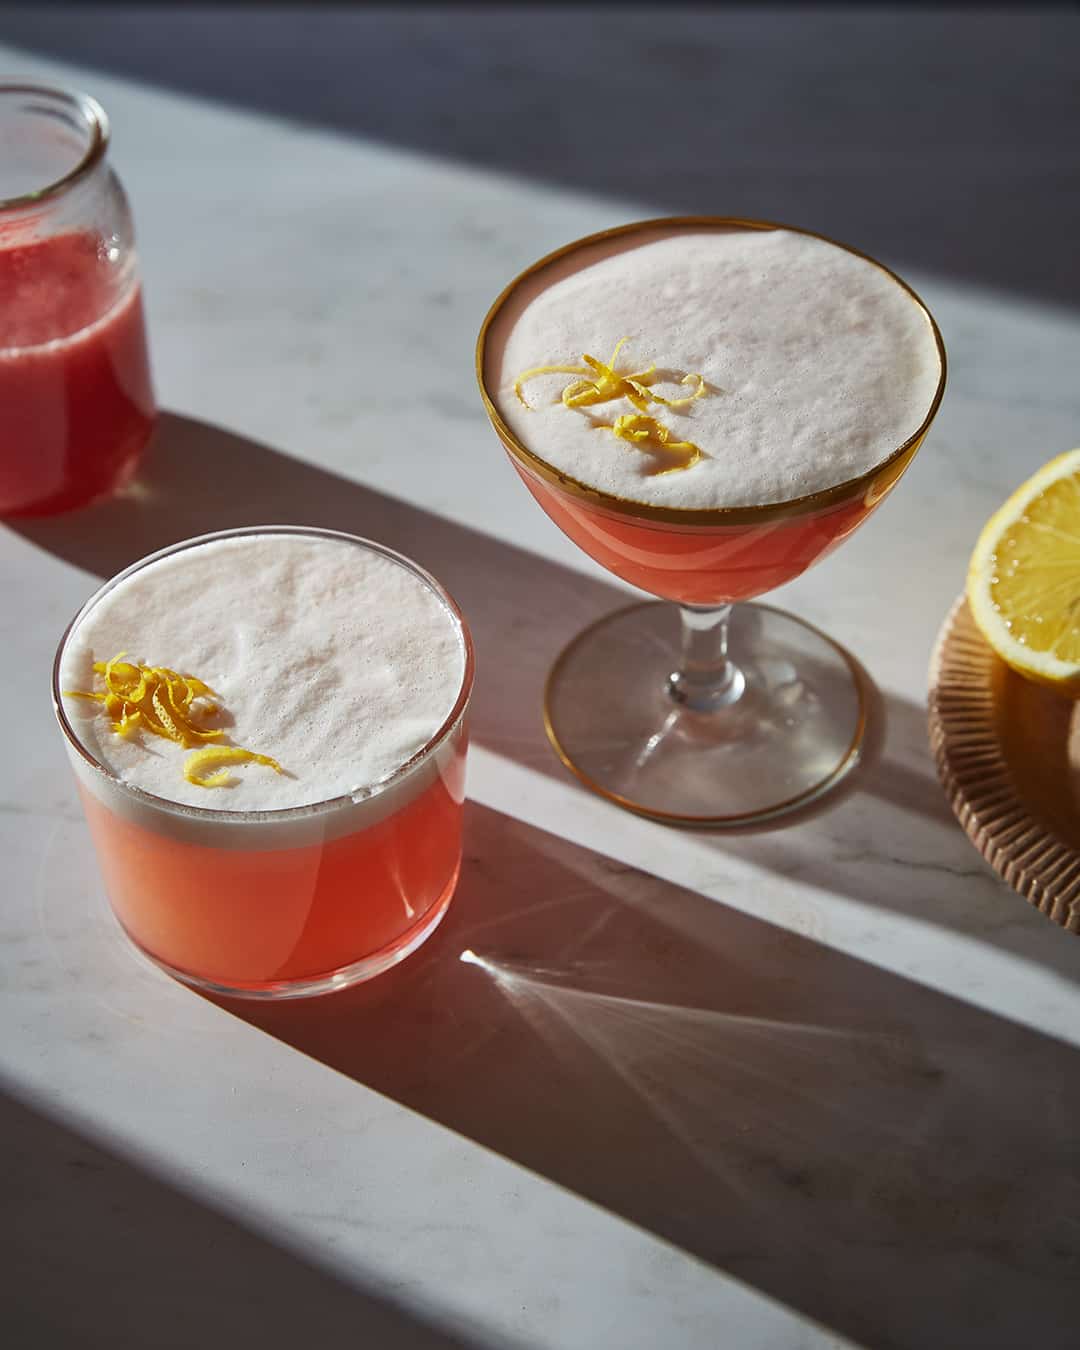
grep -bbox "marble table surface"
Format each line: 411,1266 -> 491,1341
2,12 -> 1079,1349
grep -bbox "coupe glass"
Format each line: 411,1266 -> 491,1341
476,217 -> 946,825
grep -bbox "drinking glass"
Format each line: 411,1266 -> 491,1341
477,217 -> 946,825
53,527 -> 475,999
0,83 -> 155,515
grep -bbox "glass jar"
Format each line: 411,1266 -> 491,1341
0,83 -> 155,516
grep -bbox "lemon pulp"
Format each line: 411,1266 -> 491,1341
967,448 -> 1080,690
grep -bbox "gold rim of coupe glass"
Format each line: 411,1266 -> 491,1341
475,216 -> 947,529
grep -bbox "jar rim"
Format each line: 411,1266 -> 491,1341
0,83 -> 109,211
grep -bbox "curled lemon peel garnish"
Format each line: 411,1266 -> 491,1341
608,414 -> 703,476
183,746 -> 284,790
65,653 -> 283,790
638,371 -> 706,409
69,653 -> 225,747
514,361 -> 597,409
513,338 -> 706,416
512,339 -> 708,475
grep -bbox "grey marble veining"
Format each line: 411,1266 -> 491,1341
2,13 -> 1080,1350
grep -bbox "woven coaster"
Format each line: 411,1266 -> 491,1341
928,596 -> 1080,933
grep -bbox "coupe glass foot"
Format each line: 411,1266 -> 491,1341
544,600 -> 865,826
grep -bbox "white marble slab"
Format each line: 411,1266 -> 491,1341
2,24 -> 1079,1350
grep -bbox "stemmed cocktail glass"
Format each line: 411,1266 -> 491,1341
476,217 -> 946,826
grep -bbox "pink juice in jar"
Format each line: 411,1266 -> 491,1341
0,229 -> 154,515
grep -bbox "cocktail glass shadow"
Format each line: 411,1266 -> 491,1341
477,216 -> 946,825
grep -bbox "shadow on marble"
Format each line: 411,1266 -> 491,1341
208,801 -> 1080,1350
4,7 -> 1079,308
0,1084 -> 488,1350
13,411 -> 1078,982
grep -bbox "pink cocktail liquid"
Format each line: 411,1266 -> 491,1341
513,460 -> 881,604
0,230 -> 155,516
77,733 -> 467,994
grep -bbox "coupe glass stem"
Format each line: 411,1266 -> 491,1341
667,604 -> 747,712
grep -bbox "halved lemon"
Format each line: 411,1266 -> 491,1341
967,448 -> 1080,693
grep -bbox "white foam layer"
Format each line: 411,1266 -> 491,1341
491,228 -> 942,509
60,533 -> 468,816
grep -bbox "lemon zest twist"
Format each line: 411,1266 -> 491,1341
65,652 -> 284,789
512,339 -> 708,475
183,746 -> 284,790
514,338 -> 706,416
609,414 -> 703,476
